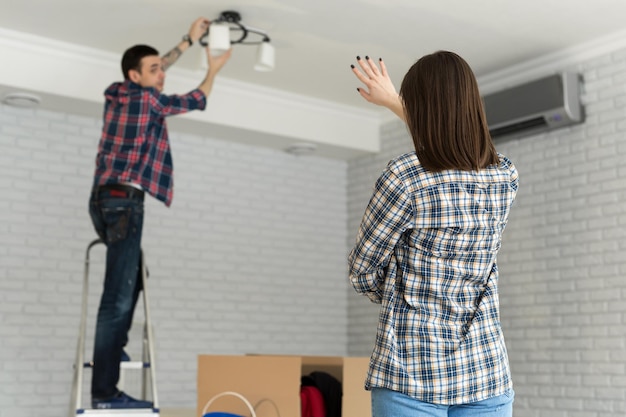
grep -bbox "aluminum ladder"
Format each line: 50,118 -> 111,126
69,239 -> 159,417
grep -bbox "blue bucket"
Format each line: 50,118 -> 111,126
203,413 -> 245,417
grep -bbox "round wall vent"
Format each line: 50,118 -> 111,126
284,142 -> 317,156
1,92 -> 42,108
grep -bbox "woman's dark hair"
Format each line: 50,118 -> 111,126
399,51 -> 498,171
121,45 -> 160,79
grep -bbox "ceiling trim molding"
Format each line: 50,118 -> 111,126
0,27 -> 381,159
477,28 -> 626,93
380,28 -> 626,126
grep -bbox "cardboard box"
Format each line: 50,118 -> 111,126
198,355 -> 371,417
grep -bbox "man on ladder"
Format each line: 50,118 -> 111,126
87,17 -> 231,409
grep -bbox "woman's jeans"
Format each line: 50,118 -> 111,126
371,387 -> 514,417
88,186 -> 145,400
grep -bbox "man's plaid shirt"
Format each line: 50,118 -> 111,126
349,151 -> 519,405
93,80 -> 206,206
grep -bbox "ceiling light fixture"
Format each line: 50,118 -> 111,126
1,92 -> 41,108
200,10 -> 275,72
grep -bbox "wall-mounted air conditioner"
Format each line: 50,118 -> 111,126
483,72 -> 584,140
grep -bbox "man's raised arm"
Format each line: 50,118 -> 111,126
161,17 -> 209,71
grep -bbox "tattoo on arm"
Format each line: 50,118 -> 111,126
161,46 -> 182,71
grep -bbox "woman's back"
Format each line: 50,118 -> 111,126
350,50 -> 518,415
349,151 -> 518,404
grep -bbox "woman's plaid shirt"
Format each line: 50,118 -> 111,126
349,152 -> 519,405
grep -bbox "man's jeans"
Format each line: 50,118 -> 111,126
88,186 -> 145,400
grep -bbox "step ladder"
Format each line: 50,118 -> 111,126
69,239 -> 159,417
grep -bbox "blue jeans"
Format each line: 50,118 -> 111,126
88,186 -> 145,400
371,388 -> 514,417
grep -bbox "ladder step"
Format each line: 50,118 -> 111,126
121,361 -> 150,370
80,409 -> 159,417
83,361 -> 150,369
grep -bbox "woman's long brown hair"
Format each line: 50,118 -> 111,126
400,51 -> 498,171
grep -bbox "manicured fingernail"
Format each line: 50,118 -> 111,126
356,56 -> 361,60
356,88 -> 360,92
379,57 -> 382,61
365,56 -> 370,60
350,64 -> 355,69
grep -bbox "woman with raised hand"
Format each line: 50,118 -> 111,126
349,51 -> 518,417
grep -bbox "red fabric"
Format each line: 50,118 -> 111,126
300,385 -> 326,417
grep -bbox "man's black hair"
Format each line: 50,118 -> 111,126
121,45 -> 160,79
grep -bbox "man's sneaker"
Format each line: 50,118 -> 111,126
92,391 -> 153,409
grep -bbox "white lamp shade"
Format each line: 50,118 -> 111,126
254,41 -> 275,72
208,23 -> 231,56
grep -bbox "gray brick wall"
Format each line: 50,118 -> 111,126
346,49 -> 626,416
0,106 -> 349,416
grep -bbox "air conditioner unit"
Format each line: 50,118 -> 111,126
483,72 -> 584,140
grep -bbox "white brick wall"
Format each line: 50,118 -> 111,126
346,48 -> 626,416
0,106 -> 349,416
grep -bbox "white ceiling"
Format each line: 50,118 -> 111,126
3,0 -> 626,110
